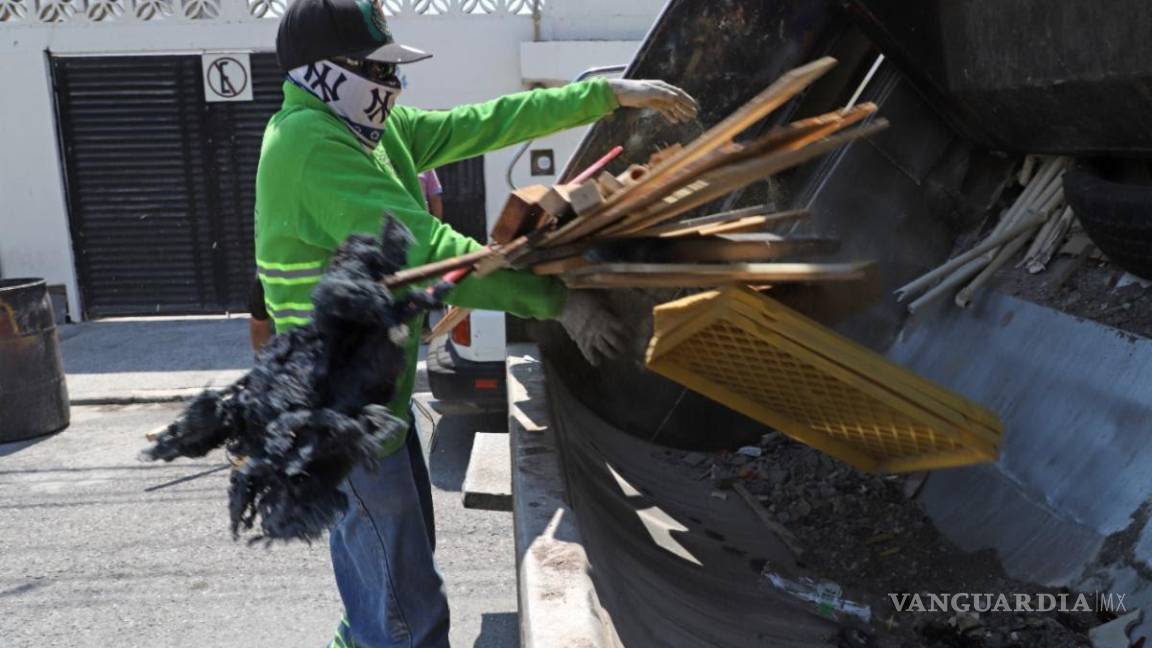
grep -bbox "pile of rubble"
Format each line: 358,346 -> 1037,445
686,432 -> 1110,647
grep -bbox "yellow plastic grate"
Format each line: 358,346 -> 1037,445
645,288 -> 1002,473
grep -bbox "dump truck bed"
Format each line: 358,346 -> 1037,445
525,1 -> 1152,645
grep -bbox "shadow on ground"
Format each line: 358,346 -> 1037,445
474,612 -> 520,648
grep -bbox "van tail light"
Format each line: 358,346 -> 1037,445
451,314 -> 472,347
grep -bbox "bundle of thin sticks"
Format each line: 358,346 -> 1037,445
393,58 -> 888,330
895,155 -> 1073,313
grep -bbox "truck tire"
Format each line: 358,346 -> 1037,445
1064,163 -> 1152,279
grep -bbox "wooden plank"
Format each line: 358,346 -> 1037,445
597,171 -> 625,197
424,306 -> 472,342
647,144 -> 684,168
655,215 -> 774,238
637,205 -> 781,236
490,185 -> 551,244
641,209 -> 810,237
603,106 -> 870,237
538,183 -> 576,220
744,102 -> 877,157
510,241 -> 590,268
382,247 -> 497,288
568,182 -> 605,217
601,120 -> 889,238
532,256 -> 592,275
544,57 -> 839,247
593,103 -> 877,239
561,261 -> 875,289
574,235 -> 840,264
617,164 -> 650,186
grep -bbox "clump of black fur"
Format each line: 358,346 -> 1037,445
142,218 -> 446,544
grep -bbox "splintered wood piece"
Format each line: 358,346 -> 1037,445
633,56 -> 840,190
538,184 -> 577,220
652,215 -> 773,238
532,256 -> 592,275
577,235 -> 840,264
490,185 -> 551,244
600,105 -> 876,239
597,171 -> 625,197
382,247 -> 497,288
648,144 -> 685,167
617,164 -> 650,187
742,102 -> 877,158
640,208 -> 809,237
639,205 -> 771,234
509,241 -> 589,268
605,120 -> 888,237
544,57 -> 839,247
424,306 -> 472,342
560,261 -> 876,289
568,182 -> 605,217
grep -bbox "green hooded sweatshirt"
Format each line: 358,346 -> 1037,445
254,78 -> 618,455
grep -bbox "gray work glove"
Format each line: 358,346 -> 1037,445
555,291 -> 628,366
608,79 -> 699,124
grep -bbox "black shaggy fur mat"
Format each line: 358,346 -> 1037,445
142,218 -> 446,544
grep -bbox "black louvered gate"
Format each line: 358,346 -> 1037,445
435,156 -> 487,242
51,54 -> 284,317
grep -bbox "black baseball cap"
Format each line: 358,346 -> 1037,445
276,0 -> 432,73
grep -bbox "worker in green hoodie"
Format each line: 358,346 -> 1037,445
257,1 -> 697,645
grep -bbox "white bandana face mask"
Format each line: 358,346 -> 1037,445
288,59 -> 402,148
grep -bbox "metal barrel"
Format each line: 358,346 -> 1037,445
0,278 -> 70,442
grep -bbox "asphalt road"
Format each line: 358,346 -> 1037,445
0,399 -> 517,648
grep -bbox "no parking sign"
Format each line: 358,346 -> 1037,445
202,52 -> 253,102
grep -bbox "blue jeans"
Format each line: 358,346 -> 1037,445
328,425 -> 450,648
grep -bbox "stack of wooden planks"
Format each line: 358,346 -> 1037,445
399,58 -> 890,341
496,56 -> 886,288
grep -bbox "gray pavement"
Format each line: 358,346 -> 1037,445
60,317 -> 251,403
3,316 -> 514,648
58,317 -> 429,403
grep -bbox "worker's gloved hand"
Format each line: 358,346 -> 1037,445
608,79 -> 699,124
555,290 -> 628,366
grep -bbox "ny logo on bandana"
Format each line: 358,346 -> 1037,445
288,60 -> 404,150
303,63 -> 348,102
364,88 -> 397,125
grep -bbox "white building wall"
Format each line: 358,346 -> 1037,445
0,0 -> 664,319
540,0 -> 668,41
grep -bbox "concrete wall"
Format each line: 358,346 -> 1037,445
0,0 -> 662,319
